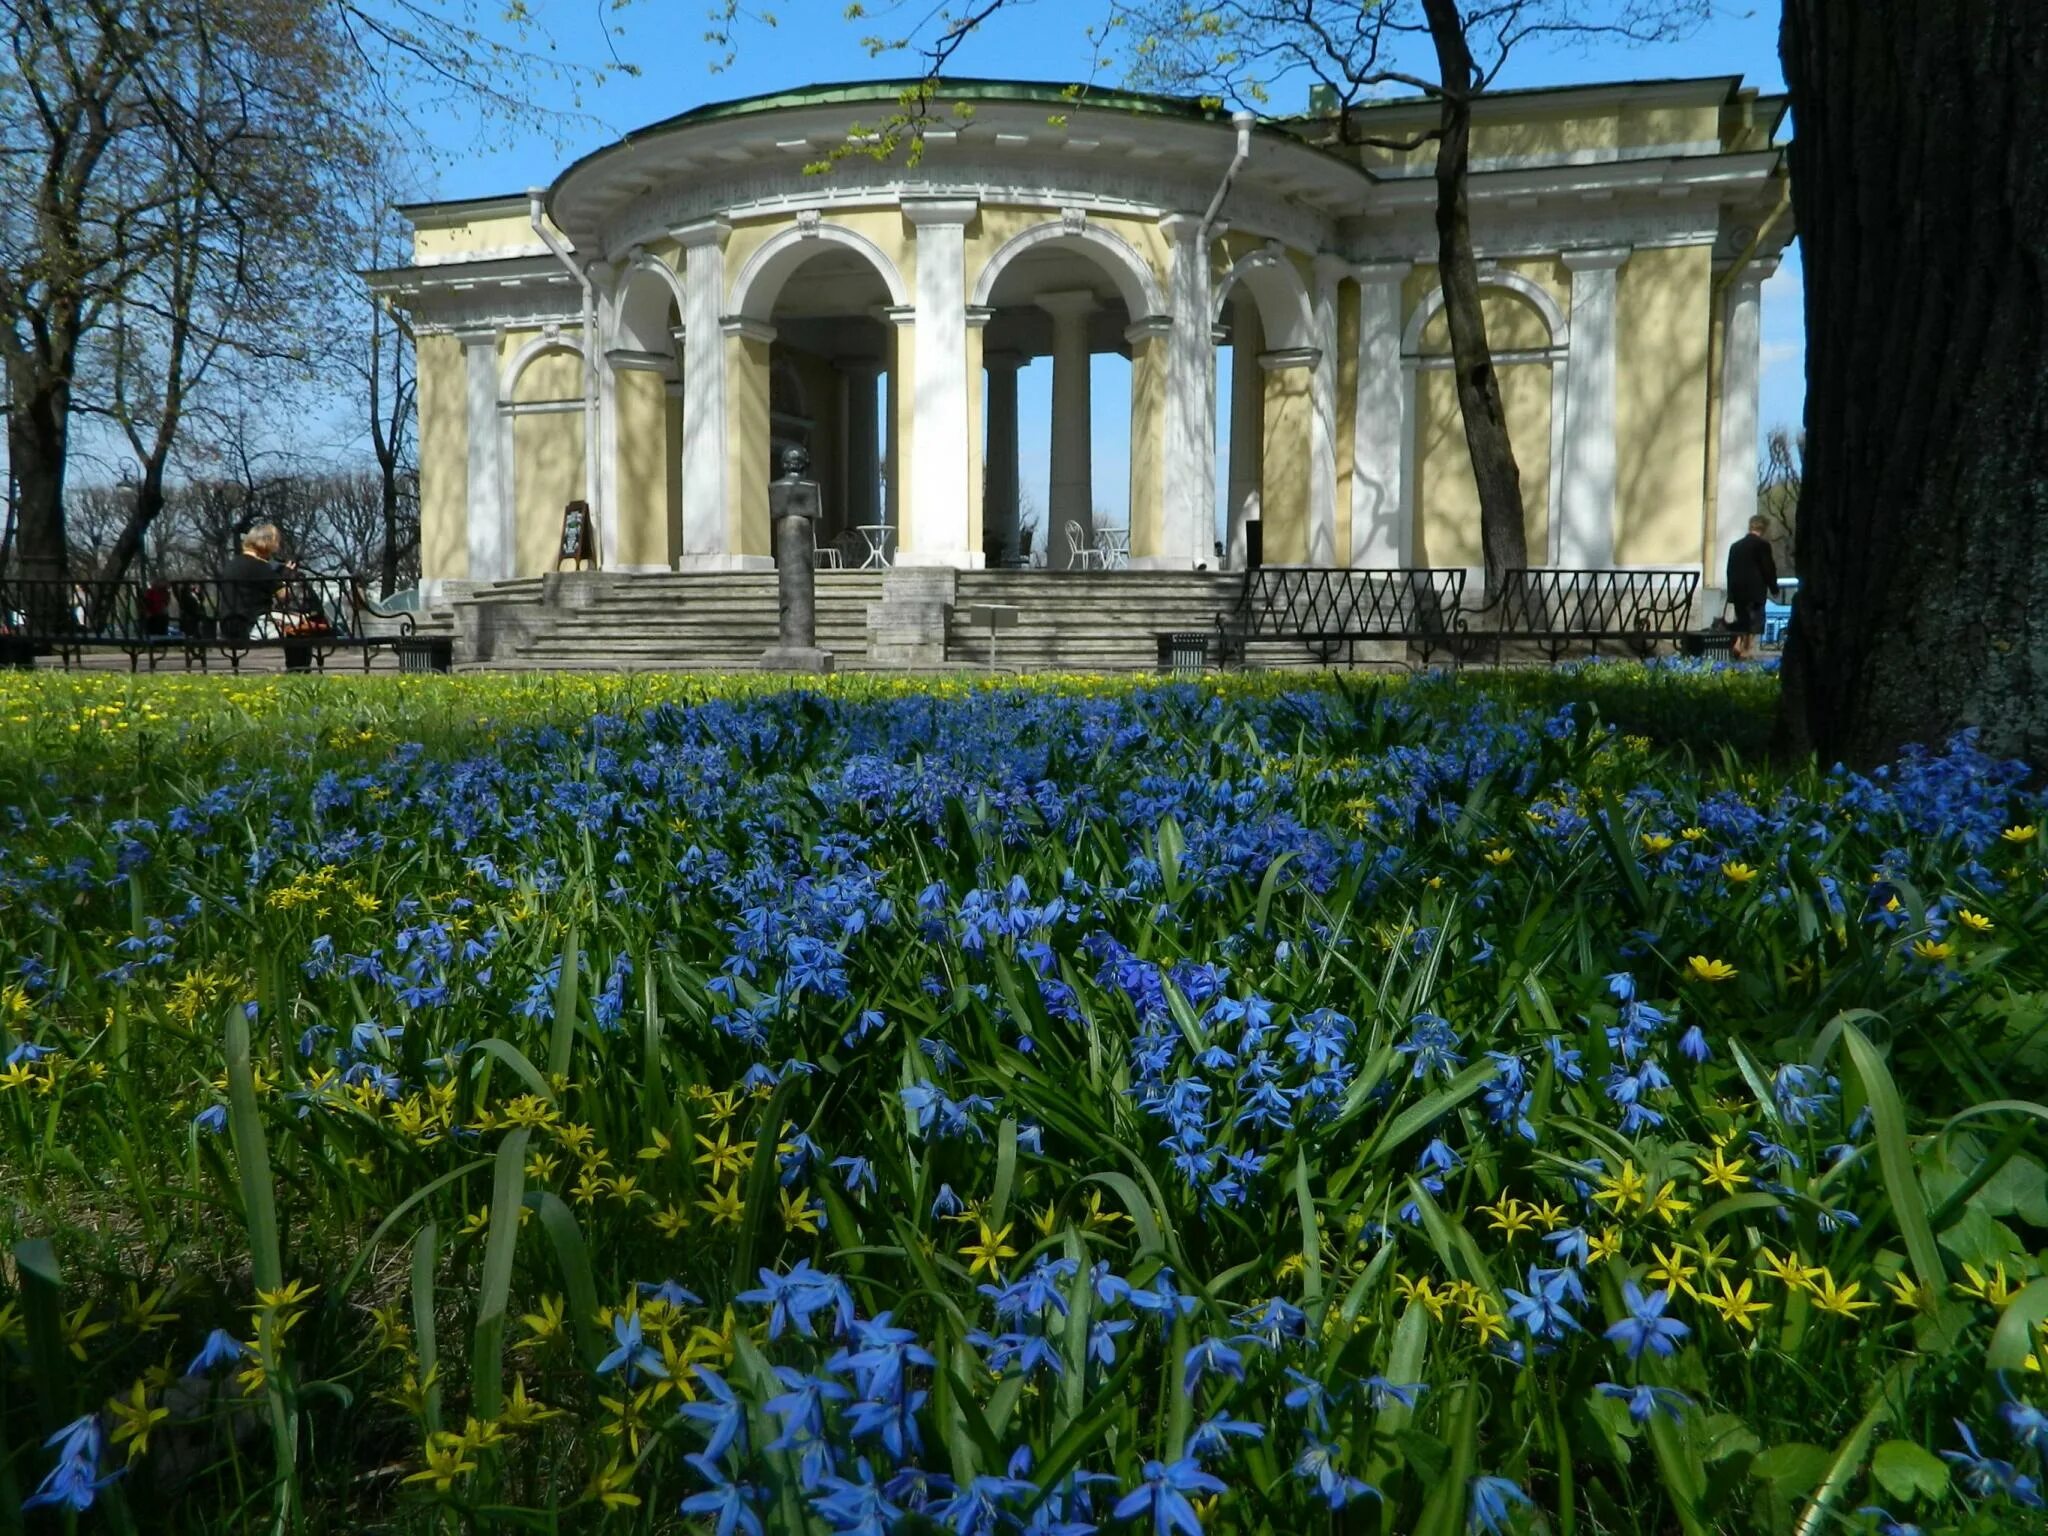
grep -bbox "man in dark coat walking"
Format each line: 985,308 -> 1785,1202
1725,516 -> 1780,661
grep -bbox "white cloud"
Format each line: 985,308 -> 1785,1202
1760,340 -> 1802,373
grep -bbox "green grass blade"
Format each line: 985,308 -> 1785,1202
471,1127 -> 531,1422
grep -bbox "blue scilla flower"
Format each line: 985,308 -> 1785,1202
1943,1419 -> 2045,1507
1291,1432 -> 1380,1510
680,1368 -> 749,1462
1396,1013 -> 1463,1082
1505,1265 -> 1584,1341
1113,1458 -> 1225,1536
737,1259 -> 854,1340
1364,1376 -> 1427,1412
1184,1415 -> 1263,1463
193,1104 -> 227,1134
832,1156 -> 875,1195
1467,1474 -> 1533,1534
1596,1381 -> 1693,1425
1678,1024 -> 1712,1063
1605,1283 -> 1690,1361
1181,1335 -> 1247,1394
811,1458 -> 906,1536
597,1309 -> 667,1383
23,1414 -> 118,1512
764,1365 -> 851,1452
930,1183 -> 964,1220
929,1469 -> 1038,1536
680,1452 -> 764,1536
185,1328 -> 244,1375
2000,1378 -> 2048,1453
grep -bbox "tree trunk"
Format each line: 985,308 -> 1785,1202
1778,0 -> 2048,768
5,376 -> 72,584
380,467 -> 400,598
1421,0 -> 1529,602
101,470 -> 167,587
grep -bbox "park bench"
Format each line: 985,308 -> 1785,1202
0,571 -> 422,673
1212,567 -> 1469,669
1469,567 -> 1720,663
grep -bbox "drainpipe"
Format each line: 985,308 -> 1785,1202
530,189 -> 603,554
1200,111 -> 1257,250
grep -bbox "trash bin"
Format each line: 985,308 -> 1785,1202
1157,632 -> 1211,679
394,636 -> 453,674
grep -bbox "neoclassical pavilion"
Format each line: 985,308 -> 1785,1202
371,76 -> 1791,602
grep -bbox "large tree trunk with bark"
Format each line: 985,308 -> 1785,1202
1421,0 -> 1529,602
1778,0 -> 2048,767
5,376 -> 71,584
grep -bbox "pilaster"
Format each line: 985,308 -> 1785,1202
1350,262 -> 1410,567
901,198 -> 977,567
1308,254 -> 1346,567
1714,260 -> 1774,584
1160,213 -> 1216,569
458,328 -> 510,582
676,218 -> 730,569
1559,246 -> 1629,568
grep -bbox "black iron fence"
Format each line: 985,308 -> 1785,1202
0,572 -> 417,672
1218,567 -> 1469,665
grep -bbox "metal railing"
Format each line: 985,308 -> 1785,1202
0,572 -> 416,672
1472,568 -> 1701,662
1217,567 -> 1469,666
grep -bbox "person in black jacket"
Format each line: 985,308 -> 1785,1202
220,523 -> 312,671
1725,516 -> 1780,661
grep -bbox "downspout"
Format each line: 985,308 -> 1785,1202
1200,110 -> 1257,254
530,189 -> 603,557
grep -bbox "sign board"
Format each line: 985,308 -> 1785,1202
557,501 -> 597,569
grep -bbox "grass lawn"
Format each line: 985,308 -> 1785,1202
0,664 -> 2042,1534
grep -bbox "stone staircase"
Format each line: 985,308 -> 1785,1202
439,568 -> 1398,673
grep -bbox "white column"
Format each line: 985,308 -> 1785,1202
459,329 -> 509,582
1225,299 -> 1263,569
1039,290 -> 1095,570
1160,213 -> 1216,569
901,198 -> 976,567
983,350 -> 1024,565
841,358 -> 883,538
1308,254 -> 1345,566
676,218 -> 730,568
1558,246 -> 1629,568
1714,260 -> 1773,585
1350,262 -> 1410,567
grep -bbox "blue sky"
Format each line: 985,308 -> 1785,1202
401,0 -> 1802,533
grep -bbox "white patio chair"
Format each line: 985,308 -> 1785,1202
1066,520 -> 1105,571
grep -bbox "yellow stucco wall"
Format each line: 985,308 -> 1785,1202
416,334 -> 468,582
723,209 -> 916,314
1614,244 -> 1710,565
1351,97 -> 1724,175
1333,283 -> 1359,563
1414,363 -> 1552,568
1127,335 -> 1165,558
726,333 -> 772,559
612,369 -> 672,567
966,205 -> 1171,313
512,346 -> 583,405
513,412 -> 584,576
1418,288 -> 1557,354
1261,365 -> 1312,563
411,212 -> 551,264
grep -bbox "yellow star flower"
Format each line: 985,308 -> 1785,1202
1641,833 -> 1675,854
1910,938 -> 1952,962
1721,861 -> 1757,884
404,1432 -> 477,1493
1483,847 -> 1515,867
1758,1248 -> 1824,1293
1592,1160 -> 1649,1213
1644,1182 -> 1693,1225
696,1180 -> 745,1227
1587,1228 -> 1623,1266
1480,1196 -> 1536,1240
1957,1262 -> 2016,1307
1808,1270 -> 1876,1319
778,1186 -> 823,1236
1695,1146 -> 1750,1195
1703,1275 -> 1770,1333
520,1294 -> 566,1347
1460,1293 -> 1508,1347
106,1380 -> 169,1461
960,1219 -> 1018,1280
499,1374 -> 563,1429
1886,1272 -> 1930,1313
1686,955 -> 1737,983
1647,1243 -> 1700,1299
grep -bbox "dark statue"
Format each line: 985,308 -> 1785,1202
759,445 -> 834,673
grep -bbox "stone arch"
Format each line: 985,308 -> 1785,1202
969,218 -> 1167,321
1212,244 -> 1315,353
727,218 -> 909,321
1402,269 -> 1569,355
501,332 -> 585,404
610,253 -> 685,357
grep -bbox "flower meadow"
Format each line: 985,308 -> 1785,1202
0,666 -> 2045,1536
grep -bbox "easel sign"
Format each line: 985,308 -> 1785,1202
556,500 -> 599,570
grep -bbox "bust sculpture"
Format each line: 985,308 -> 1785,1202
759,445 -> 835,673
